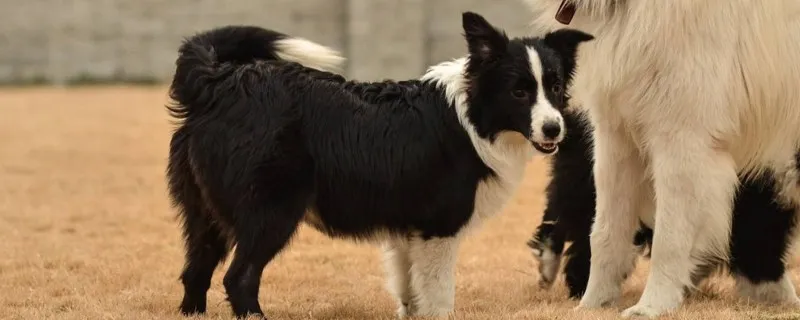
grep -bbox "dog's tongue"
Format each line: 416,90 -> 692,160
555,0 -> 576,25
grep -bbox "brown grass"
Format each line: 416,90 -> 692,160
2,86 -> 800,320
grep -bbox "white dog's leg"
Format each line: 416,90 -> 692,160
408,236 -> 460,317
578,120 -> 646,309
735,274 -> 800,306
382,240 -> 413,318
622,135 -> 738,318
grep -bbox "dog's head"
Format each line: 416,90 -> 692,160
460,12 -> 593,154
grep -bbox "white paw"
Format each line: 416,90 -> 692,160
577,286 -> 620,309
396,303 -> 409,319
621,304 -> 666,319
530,236 -> 562,290
410,305 -> 452,318
624,281 -> 683,318
735,275 -> 800,306
538,276 -> 555,289
409,296 -> 453,318
536,251 -> 562,289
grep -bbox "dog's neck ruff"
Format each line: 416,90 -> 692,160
420,58 -> 533,183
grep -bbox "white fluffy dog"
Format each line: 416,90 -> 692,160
524,0 -> 800,317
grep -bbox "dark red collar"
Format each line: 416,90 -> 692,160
555,0 -> 577,25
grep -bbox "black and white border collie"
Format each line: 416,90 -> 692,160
166,12 -> 592,319
528,110 -> 799,304
528,110 -> 652,297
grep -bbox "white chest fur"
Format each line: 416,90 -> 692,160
466,134 -> 532,232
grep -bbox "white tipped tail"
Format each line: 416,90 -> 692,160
274,37 -> 346,73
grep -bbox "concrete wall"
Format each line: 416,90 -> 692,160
0,0 -> 533,84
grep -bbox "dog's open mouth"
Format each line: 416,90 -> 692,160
532,141 -> 558,154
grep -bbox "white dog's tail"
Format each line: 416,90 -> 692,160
168,25 -> 345,120
271,36 -> 345,73
176,25 -> 344,75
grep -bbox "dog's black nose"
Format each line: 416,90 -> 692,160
542,122 -> 561,139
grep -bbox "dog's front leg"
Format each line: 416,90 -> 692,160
578,114 -> 645,309
407,236 -> 460,318
529,220 -> 566,289
622,133 -> 737,318
382,239 -> 413,318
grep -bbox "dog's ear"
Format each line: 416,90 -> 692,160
462,11 -> 509,63
542,29 -> 594,77
542,29 -> 594,57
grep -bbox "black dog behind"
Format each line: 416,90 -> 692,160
167,12 -> 594,319
529,111 -> 798,299
527,110 -> 652,297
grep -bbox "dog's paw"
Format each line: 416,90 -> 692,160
530,236 -> 562,290
396,305 -> 408,319
735,275 -> 800,307
571,298 -> 614,311
411,307 -> 453,318
396,301 -> 414,319
537,251 -> 562,289
574,286 -> 618,311
538,276 -> 556,289
179,295 -> 207,316
410,300 -> 453,318
621,304 -> 665,319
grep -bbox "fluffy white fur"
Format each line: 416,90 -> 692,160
273,37 -> 346,73
524,0 -> 800,317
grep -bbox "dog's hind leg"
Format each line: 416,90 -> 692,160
178,202 -> 230,315
578,118 -> 648,309
169,131 -> 232,316
407,236 -> 461,317
731,174 -> 800,306
622,135 -> 738,318
382,239 -> 413,318
222,196 -> 307,319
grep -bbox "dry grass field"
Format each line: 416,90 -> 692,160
2,86 -> 800,320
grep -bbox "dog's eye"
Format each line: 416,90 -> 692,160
511,90 -> 528,99
552,84 -> 563,95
